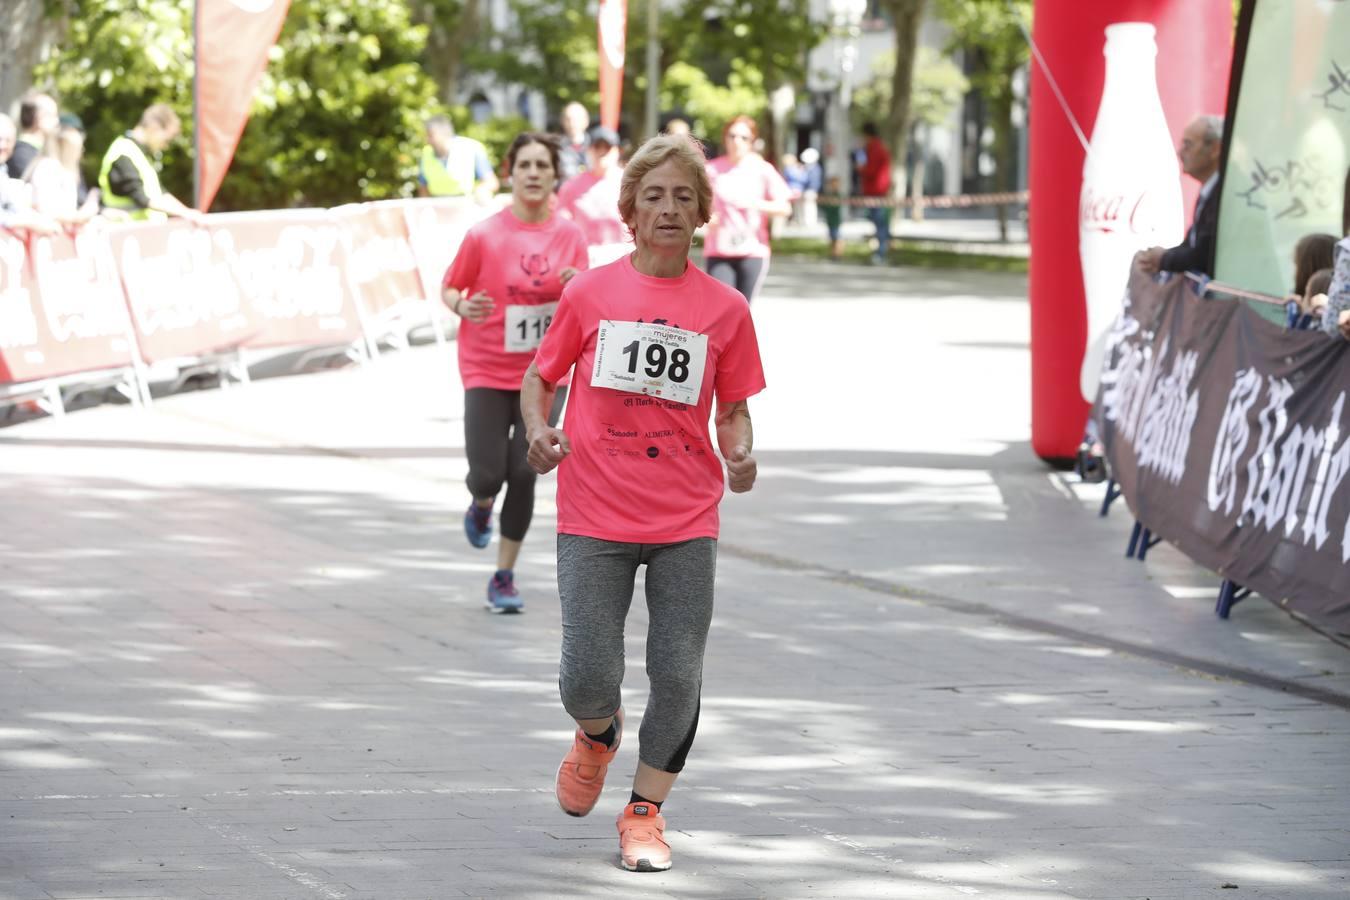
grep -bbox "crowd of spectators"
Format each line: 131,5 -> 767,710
1128,113 -> 1349,345
15,89 -> 1336,337
0,90 -> 201,237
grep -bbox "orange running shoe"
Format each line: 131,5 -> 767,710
555,709 -> 623,817
616,801 -> 672,872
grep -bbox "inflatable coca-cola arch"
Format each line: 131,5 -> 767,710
1028,0 -> 1233,462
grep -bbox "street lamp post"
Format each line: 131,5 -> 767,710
828,0 -> 867,206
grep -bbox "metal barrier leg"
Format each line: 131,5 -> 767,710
1099,478 -> 1122,518
40,383 -> 65,417
1126,521 -> 1143,558
1215,580 -> 1253,619
1137,528 -> 1162,561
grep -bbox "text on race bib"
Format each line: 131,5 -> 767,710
592,320 -> 709,407
503,302 -> 557,352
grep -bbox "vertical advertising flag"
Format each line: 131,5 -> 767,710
1214,0 -> 1350,297
195,0 -> 291,213
597,0 -> 627,131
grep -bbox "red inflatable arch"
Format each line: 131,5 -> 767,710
1028,0 -> 1233,462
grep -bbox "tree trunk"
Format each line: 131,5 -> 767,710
0,0 -> 63,114
415,0 -> 479,108
991,89 -> 1013,243
880,0 -> 926,203
910,123 -> 926,222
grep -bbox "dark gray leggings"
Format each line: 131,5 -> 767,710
556,534 -> 717,774
463,387 -> 565,542
705,255 -> 767,302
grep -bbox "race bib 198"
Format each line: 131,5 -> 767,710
503,302 -> 557,352
592,320 -> 709,406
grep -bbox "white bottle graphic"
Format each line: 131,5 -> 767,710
1078,22 -> 1184,402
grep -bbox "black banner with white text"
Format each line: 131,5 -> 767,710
1095,275 -> 1350,635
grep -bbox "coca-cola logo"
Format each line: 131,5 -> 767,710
1080,186 -> 1159,236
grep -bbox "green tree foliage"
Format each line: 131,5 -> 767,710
35,0 -> 825,209
852,46 -> 967,133
37,0 -> 444,211
658,59 -> 767,139
227,0 -> 440,208
470,0 -> 601,120
932,0 -> 1031,238
34,0 -> 195,204
645,0 -> 817,145
443,0 -> 818,141
410,0 -> 480,107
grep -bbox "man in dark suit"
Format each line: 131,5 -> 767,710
1137,114 -> 1224,277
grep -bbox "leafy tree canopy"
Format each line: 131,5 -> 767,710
853,46 -> 969,134
37,0 -> 444,210
35,0 -> 827,209
932,0 -> 1031,95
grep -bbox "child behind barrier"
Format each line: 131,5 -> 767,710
1288,268 -> 1333,331
1285,234 -> 1337,330
1303,268 -> 1333,317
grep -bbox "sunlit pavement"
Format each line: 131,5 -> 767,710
1,258 -> 1347,900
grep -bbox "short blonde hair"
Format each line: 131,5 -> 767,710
618,135 -> 713,230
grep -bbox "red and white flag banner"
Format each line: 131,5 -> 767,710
597,0 -> 627,131
195,0 -> 291,212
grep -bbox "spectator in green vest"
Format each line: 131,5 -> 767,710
97,103 -> 203,223
417,116 -> 498,203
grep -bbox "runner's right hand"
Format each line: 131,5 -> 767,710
526,426 -> 571,475
459,290 -> 495,324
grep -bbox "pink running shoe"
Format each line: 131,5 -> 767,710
616,801 -> 672,872
555,709 -> 623,817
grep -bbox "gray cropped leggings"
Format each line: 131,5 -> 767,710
463,387 -> 565,541
556,534 -> 717,774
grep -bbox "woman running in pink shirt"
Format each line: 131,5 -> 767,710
703,115 -> 793,302
522,134 -> 765,872
441,132 -> 588,612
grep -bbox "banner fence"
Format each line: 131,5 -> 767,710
0,197 -> 495,405
1095,272 -> 1350,636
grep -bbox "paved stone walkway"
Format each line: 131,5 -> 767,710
1,261 -> 1346,899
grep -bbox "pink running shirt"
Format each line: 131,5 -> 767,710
557,169 -> 628,247
442,208 -> 589,390
704,155 -> 791,259
533,256 -> 766,543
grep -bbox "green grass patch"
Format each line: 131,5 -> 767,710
769,236 -> 1029,274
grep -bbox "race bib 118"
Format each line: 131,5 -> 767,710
503,302 -> 557,352
592,320 -> 708,406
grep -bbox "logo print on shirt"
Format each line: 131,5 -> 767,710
646,446 -> 660,458
520,253 -> 551,286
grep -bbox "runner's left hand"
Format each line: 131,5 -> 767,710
725,446 -> 757,493
559,267 -> 579,285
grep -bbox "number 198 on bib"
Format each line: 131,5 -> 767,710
592,320 -> 708,406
